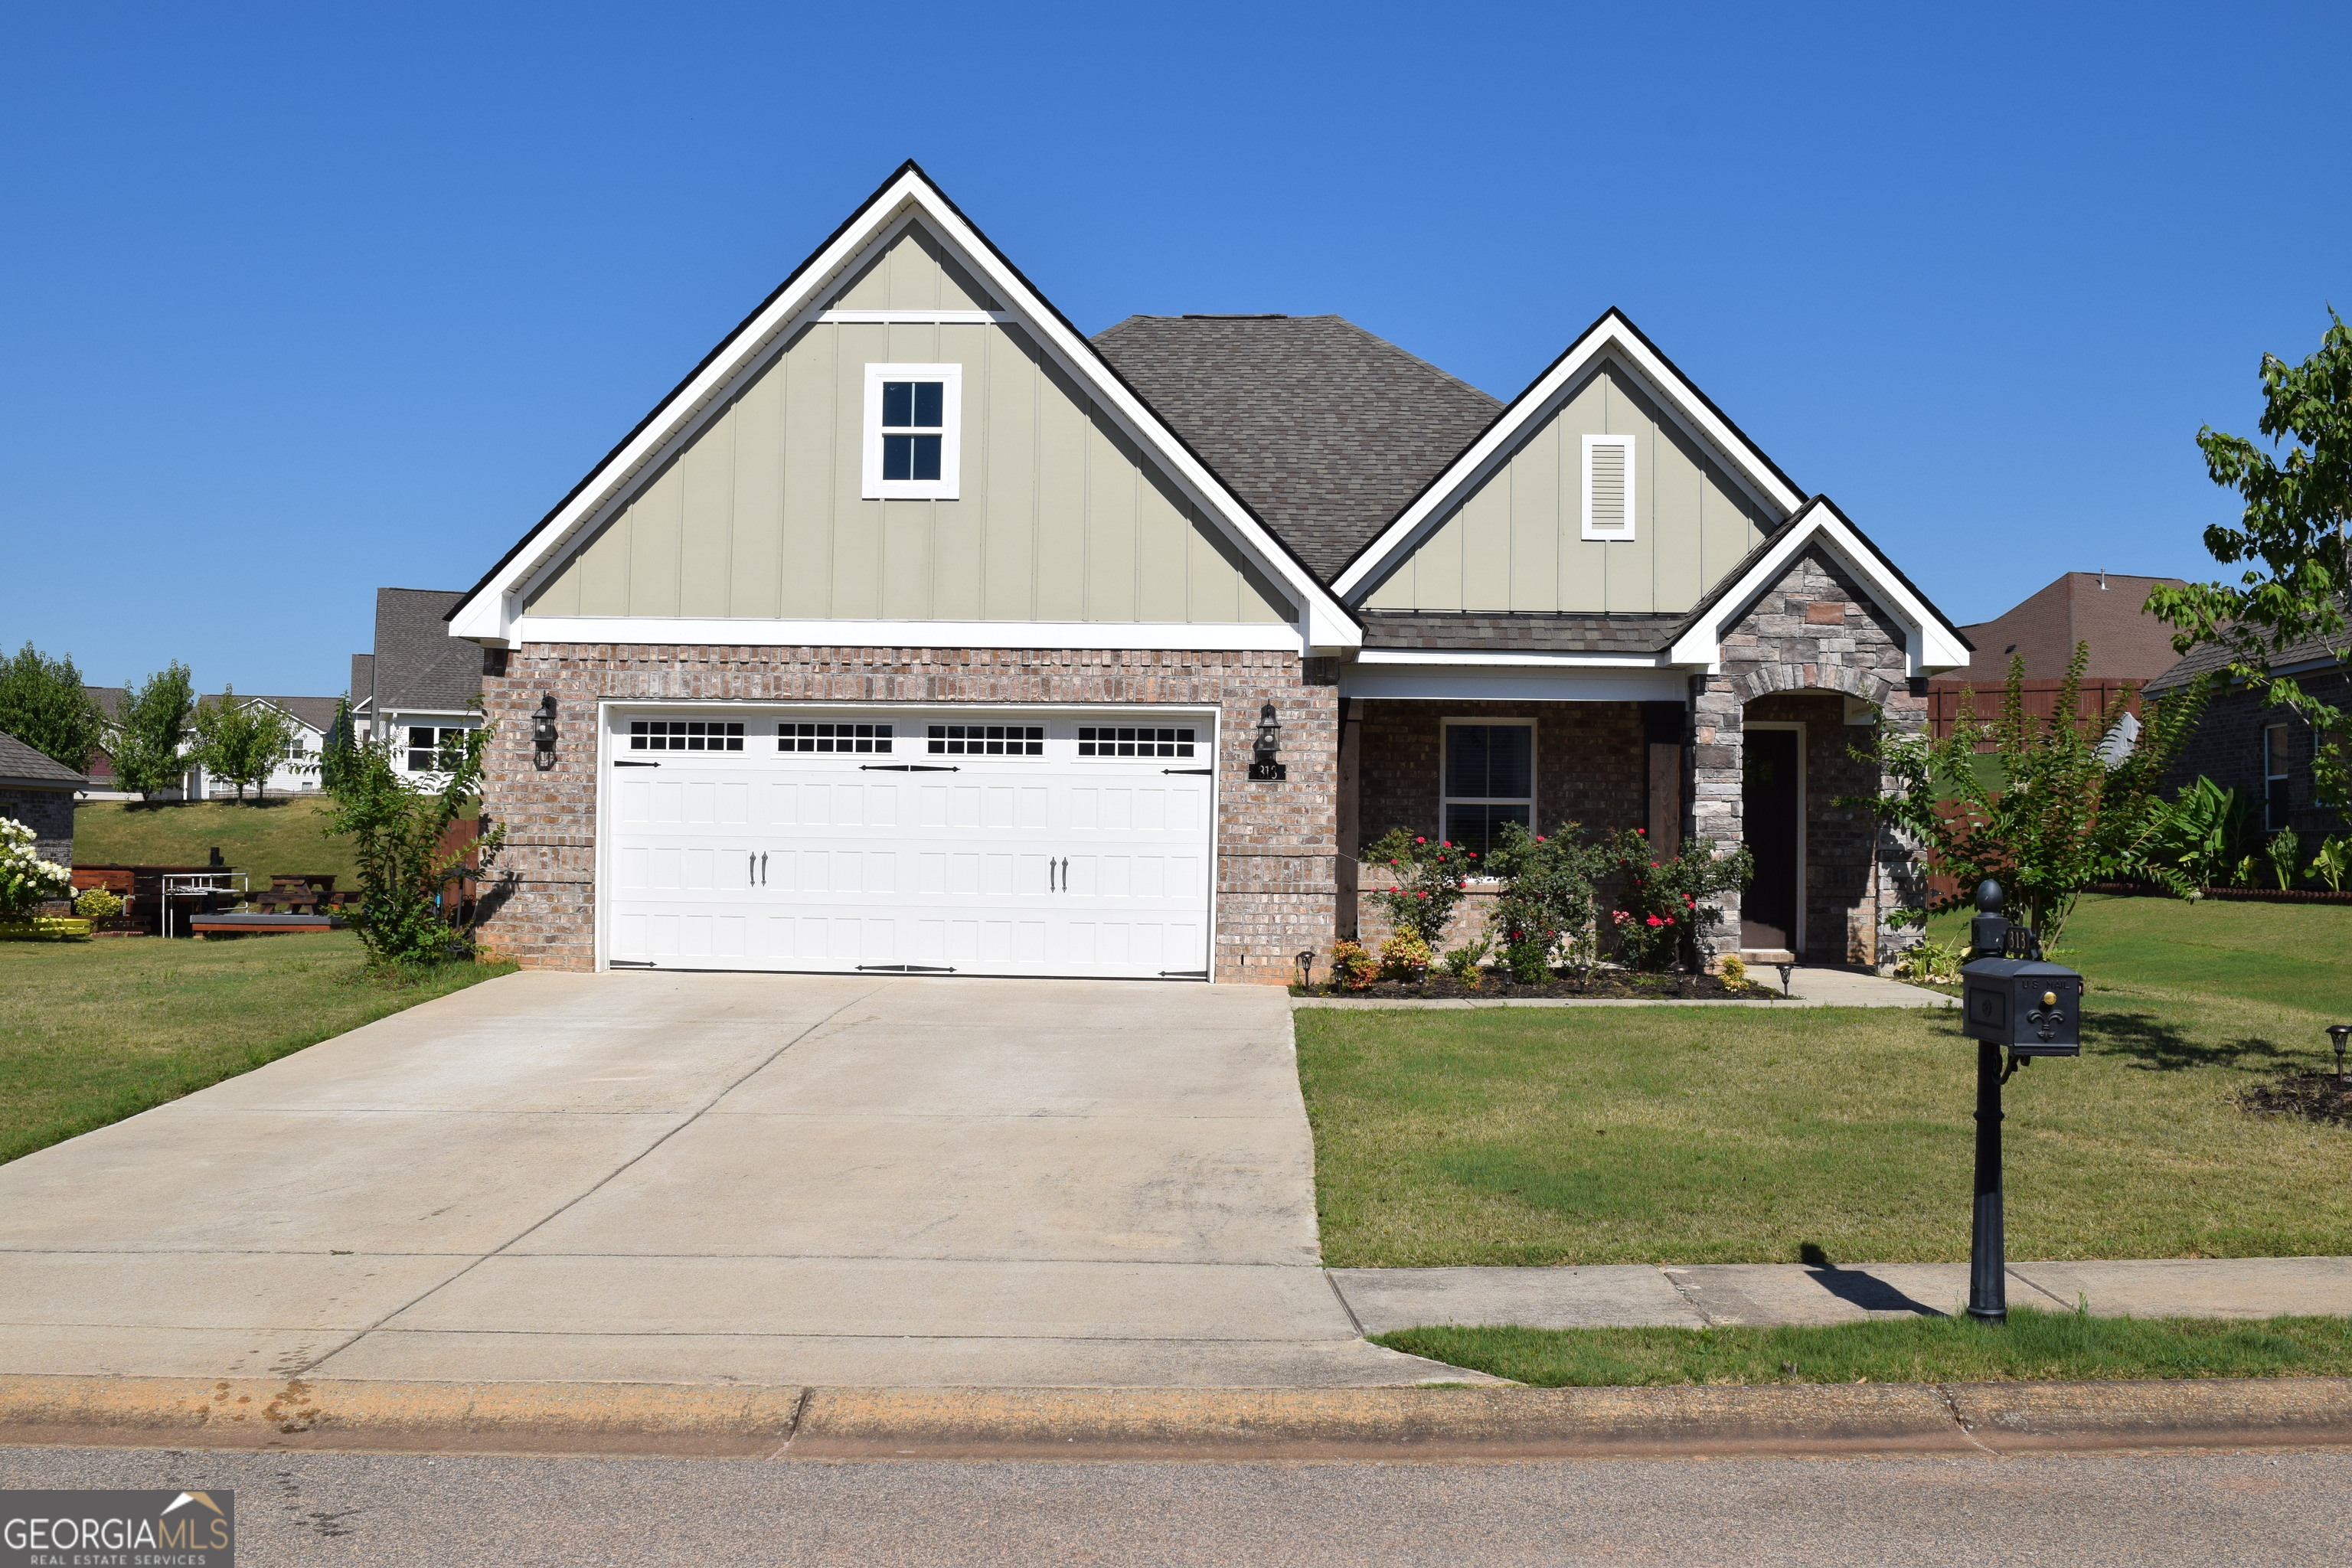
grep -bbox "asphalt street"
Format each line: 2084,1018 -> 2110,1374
5,1444 -> 2343,1566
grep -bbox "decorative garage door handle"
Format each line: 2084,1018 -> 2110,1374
860,763 -> 958,772
614,760 -> 659,768
1163,767 -> 1212,776
746,852 -> 771,886
761,852 -> 768,884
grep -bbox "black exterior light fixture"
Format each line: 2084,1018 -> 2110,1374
532,693 -> 559,771
2328,1024 -> 2351,1083
1957,879 -> 2083,1323
1249,703 -> 1286,782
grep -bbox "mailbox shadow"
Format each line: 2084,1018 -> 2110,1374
1804,1266 -> 1948,1318
2092,1009 -> 2297,1073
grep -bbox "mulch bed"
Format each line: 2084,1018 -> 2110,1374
2236,1073 -> 2352,1126
1292,971 -> 1782,1001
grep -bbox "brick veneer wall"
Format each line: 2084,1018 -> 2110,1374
0,786 -> 75,868
2161,668 -> 2349,840
1693,547 -> 1928,968
474,643 -> 1337,984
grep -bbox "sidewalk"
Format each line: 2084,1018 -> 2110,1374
1293,965 -> 1950,1010
1329,1257 -> 2352,1333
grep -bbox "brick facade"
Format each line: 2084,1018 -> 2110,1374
2162,668 -> 2349,841
1693,547 -> 1927,967
474,642 -> 1338,984
0,786 -> 75,869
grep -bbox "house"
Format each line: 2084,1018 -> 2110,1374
2147,632 -> 2348,839
350,588 -> 485,776
443,163 -> 1968,978
82,687 -> 335,799
0,728 -> 84,866
1926,571 -> 2185,739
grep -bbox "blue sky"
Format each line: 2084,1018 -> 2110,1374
2,2 -> 2345,697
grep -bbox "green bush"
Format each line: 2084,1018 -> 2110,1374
1601,829 -> 1752,972
72,888 -> 124,921
1361,829 -> 1476,945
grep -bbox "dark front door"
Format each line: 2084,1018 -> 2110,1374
1742,727 -> 1801,952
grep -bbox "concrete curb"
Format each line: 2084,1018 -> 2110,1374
2,1375 -> 2346,1461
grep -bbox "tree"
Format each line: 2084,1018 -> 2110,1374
320,697 -> 358,792
0,643 -> 106,774
322,724 -> 506,966
191,687 -> 294,802
2147,309 -> 2352,804
1860,644 -> 2206,949
109,662 -> 197,801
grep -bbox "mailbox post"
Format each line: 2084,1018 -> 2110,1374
1957,880 -> 2082,1322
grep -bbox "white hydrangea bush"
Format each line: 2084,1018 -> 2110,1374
0,817 -> 74,920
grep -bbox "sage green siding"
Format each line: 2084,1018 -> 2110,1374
823,223 -> 1001,312
524,234 -> 1290,625
1361,362 -> 1775,614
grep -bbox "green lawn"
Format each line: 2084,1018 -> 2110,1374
1299,896 -> 2352,1267
74,796 -> 358,888
1374,1311 -> 2352,1387
0,930 -> 512,1165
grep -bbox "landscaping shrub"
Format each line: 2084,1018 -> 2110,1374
2310,834 -> 2352,893
1361,829 -> 1477,944
1485,822 -> 1609,980
1377,932 -> 1432,982
2147,776 -> 2261,890
1893,936 -> 1965,984
1602,829 -> 1751,972
1328,939 -> 1379,990
71,888 -> 124,922
1439,939 -> 1489,986
2266,827 -> 2302,890
322,721 -> 506,968
0,819 -> 73,922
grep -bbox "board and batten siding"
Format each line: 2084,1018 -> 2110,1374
1361,364 -> 1774,615
524,229 -> 1292,626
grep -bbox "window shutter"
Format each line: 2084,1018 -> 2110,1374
1583,434 -> 1635,539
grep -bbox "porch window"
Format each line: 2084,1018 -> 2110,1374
1441,721 -> 1534,858
2265,722 -> 2292,831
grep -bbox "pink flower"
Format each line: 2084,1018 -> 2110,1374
1535,835 -> 1547,843
1415,837 -> 1426,845
1646,915 -> 1664,927
1416,891 -> 1427,900
1442,840 -> 1452,848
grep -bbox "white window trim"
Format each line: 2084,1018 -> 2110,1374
861,362 -> 962,500
1438,717 -> 1537,855
1582,433 -> 1636,541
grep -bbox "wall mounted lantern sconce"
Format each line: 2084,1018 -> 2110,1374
531,694 -> 558,771
1249,703 -> 1286,782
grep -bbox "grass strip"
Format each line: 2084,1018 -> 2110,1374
1,931 -> 513,1165
1374,1310 -> 2352,1387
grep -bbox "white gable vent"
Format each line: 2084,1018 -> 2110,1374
1583,433 -> 1635,541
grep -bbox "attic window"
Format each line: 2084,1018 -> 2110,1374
1582,433 -> 1635,540
862,363 -> 962,499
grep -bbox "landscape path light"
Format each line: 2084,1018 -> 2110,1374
2329,1024 -> 2351,1084
1957,879 -> 2082,1324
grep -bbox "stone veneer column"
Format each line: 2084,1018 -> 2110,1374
1687,672 -> 1744,952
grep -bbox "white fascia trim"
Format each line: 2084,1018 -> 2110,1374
381,709 -> 482,720
454,172 -> 1356,658
1664,501 -> 1972,676
1331,315 -> 1808,600
1355,648 -> 1671,669
1341,666 -> 1691,702
512,616 -> 1303,652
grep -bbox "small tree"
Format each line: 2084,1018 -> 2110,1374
320,697 -> 359,792
1861,643 -> 2205,948
2147,309 -> 2352,808
110,662 -> 197,800
191,688 -> 294,802
0,643 -> 106,774
322,724 -> 506,966
1361,828 -> 1478,945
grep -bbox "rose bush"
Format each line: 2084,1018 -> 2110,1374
1602,828 -> 1752,972
1361,828 -> 1479,946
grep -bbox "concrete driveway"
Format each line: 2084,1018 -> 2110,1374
0,972 -> 1461,1387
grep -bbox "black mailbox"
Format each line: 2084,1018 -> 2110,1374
1960,955 -> 2082,1056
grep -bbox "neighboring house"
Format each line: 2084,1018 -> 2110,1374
1926,572 -> 2186,739
2147,633 -> 2349,839
0,728 -> 84,866
350,588 -> 485,777
83,686 -> 338,799
443,163 -> 1968,978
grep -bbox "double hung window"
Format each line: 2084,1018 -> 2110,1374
863,363 -> 962,499
1441,722 -> 1534,858
406,725 -> 471,772
2265,723 -> 2292,831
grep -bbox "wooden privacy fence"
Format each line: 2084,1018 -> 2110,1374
1925,678 -> 2145,740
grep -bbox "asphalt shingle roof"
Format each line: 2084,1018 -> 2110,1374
1361,611 -> 1687,655
2146,630 -> 2346,694
1091,315 -> 1501,583
0,728 -> 85,786
372,588 -> 482,713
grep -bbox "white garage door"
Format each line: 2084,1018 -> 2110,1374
601,708 -> 1217,979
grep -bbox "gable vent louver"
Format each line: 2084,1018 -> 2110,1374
1583,433 -> 1635,540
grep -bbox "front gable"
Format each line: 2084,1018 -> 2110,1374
457,166 -> 1349,652
1358,357 -> 1775,615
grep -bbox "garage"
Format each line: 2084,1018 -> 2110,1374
600,706 -> 1218,979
